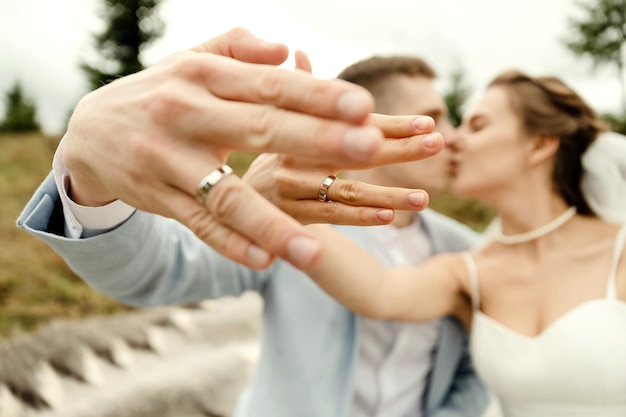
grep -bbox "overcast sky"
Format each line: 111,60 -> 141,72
0,0 -> 622,135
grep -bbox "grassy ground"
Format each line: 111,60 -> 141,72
0,133 -> 131,339
0,133 -> 493,340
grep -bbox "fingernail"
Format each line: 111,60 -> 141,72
376,209 -> 394,222
337,91 -> 373,119
422,133 -> 441,148
414,116 -> 434,131
247,244 -> 272,268
344,126 -> 382,160
287,235 -> 322,268
408,192 -> 427,207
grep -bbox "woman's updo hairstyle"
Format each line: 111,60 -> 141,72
488,70 -> 608,216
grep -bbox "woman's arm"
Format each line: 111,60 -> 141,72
304,224 -> 468,322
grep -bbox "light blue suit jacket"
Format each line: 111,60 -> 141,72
17,173 -> 489,417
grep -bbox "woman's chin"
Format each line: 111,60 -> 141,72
450,180 -> 468,197
450,181 -> 480,200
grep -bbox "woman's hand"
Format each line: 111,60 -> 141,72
243,113 -> 443,225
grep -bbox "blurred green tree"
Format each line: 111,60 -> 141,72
564,0 -> 626,114
601,112 -> 626,134
443,64 -> 472,127
82,0 -> 165,90
0,82 -> 41,133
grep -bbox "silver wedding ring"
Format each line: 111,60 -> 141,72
318,175 -> 337,202
196,164 -> 234,203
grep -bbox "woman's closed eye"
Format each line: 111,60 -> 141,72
467,115 -> 487,133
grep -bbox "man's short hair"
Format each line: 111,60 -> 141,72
337,55 -> 437,111
337,56 -> 436,91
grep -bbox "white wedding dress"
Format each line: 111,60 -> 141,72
464,223 -> 626,417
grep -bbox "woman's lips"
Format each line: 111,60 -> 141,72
450,159 -> 461,175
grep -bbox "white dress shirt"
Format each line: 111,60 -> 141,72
350,222 -> 439,417
52,137 -> 135,237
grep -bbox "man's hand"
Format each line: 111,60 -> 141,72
62,27 -> 440,271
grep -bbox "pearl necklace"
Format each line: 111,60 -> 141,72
494,207 -> 577,245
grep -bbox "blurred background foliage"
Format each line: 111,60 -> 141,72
0,134 -> 130,339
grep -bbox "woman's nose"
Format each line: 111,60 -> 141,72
440,121 -> 459,147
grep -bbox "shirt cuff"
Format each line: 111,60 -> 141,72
53,135 -> 136,238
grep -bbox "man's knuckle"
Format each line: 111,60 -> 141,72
187,210 -> 219,243
208,181 -> 244,221
193,56 -> 223,81
145,86 -> 190,123
245,107 -> 277,148
257,69 -> 284,102
228,27 -> 247,38
174,52 -> 217,76
276,169 -> 299,192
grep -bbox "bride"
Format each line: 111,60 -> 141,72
302,70 -> 626,416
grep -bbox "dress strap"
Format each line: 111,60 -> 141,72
606,223 -> 626,299
461,252 -> 480,310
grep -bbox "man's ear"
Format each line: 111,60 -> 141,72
527,134 -> 560,166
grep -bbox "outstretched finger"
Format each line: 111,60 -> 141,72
192,53 -> 374,124
279,200 -> 398,226
363,114 -> 443,167
268,130 -> 445,172
374,132 -> 444,167
278,174 -> 429,211
323,179 -> 429,211
368,113 -> 435,138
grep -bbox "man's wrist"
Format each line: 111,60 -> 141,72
53,136 -> 135,238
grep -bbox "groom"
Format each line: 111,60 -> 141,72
18,55 -> 488,416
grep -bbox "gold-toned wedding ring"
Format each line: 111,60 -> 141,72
196,164 -> 234,203
318,175 -> 337,202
